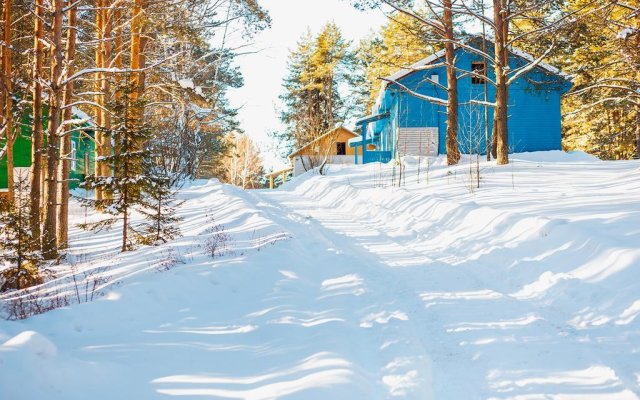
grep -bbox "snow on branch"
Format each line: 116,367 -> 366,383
563,96 -> 638,117
507,42 -> 556,86
380,77 -> 448,107
617,27 -> 639,40
61,51 -> 184,85
469,99 -> 496,108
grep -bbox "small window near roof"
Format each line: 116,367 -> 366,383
336,142 -> 346,155
471,61 -> 486,84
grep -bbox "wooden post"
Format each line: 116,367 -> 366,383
269,176 -> 274,189
282,171 -> 286,184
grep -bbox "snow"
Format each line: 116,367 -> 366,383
1,151 -> 640,399
178,79 -> 205,97
617,28 -> 638,40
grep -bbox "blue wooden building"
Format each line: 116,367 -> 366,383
350,39 -> 572,163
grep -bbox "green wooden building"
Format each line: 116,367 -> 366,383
0,109 -> 95,193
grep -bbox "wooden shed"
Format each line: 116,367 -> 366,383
288,126 -> 364,176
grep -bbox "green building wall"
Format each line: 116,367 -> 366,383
0,112 -> 95,190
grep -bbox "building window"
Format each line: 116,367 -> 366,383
71,141 -> 77,171
336,142 -> 346,155
471,61 -> 486,84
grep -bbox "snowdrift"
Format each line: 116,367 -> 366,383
1,151 -> 639,399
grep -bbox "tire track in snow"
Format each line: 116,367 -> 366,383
248,189 -> 437,399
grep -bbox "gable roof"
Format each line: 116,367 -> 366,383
288,125 -> 358,159
375,39 -> 571,109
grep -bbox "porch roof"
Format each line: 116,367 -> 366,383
354,112 -> 390,126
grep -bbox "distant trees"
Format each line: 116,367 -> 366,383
277,23 -> 358,159
561,0 -> 640,160
356,12 -> 439,112
224,134 -> 264,189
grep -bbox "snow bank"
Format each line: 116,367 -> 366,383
2,331 -> 57,359
0,151 -> 638,399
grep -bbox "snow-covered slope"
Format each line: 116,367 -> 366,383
1,152 -> 639,399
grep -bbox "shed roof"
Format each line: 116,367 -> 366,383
288,126 -> 359,158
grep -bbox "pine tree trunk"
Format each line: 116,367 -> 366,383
30,0 -> 45,242
101,1 -> 113,180
3,0 -> 13,201
493,0 -> 509,165
122,205 -> 128,252
42,0 -> 64,259
636,102 -> 640,159
129,0 -> 145,152
57,0 -> 78,248
130,0 -> 143,101
94,0 -> 105,201
0,1 -> 3,147
491,118 -> 498,159
443,0 -> 460,165
114,5 -> 123,99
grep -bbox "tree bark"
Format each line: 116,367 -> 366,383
129,0 -> 145,149
491,117 -> 498,159
57,0 -> 78,248
3,0 -> 13,201
130,0 -> 143,101
443,0 -> 460,165
94,0 -> 105,201
0,0 -> 4,144
636,102 -> 640,159
493,0 -> 509,165
30,0 -> 45,242
42,0 -> 64,259
101,0 -> 113,178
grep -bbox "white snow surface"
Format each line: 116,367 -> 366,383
1,151 -> 640,399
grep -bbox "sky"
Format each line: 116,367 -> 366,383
226,0 -> 389,171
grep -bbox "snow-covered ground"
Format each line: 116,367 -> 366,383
1,151 -> 639,399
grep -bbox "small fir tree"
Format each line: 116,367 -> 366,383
135,171 -> 183,245
0,173 -> 43,292
80,82 -> 153,252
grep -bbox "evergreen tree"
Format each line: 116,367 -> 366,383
277,23 -> 356,160
560,0 -> 640,160
0,173 -> 43,292
80,82 -> 153,252
356,12 -> 441,112
135,171 -> 183,246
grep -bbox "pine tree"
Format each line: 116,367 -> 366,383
356,13 -> 439,112
0,173 -> 43,292
561,0 -> 640,159
80,81 -> 153,252
135,172 -> 183,246
277,23 -> 356,167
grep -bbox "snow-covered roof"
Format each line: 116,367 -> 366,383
71,107 -> 96,127
374,39 -> 571,110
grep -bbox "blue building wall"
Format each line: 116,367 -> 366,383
373,45 -> 571,156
